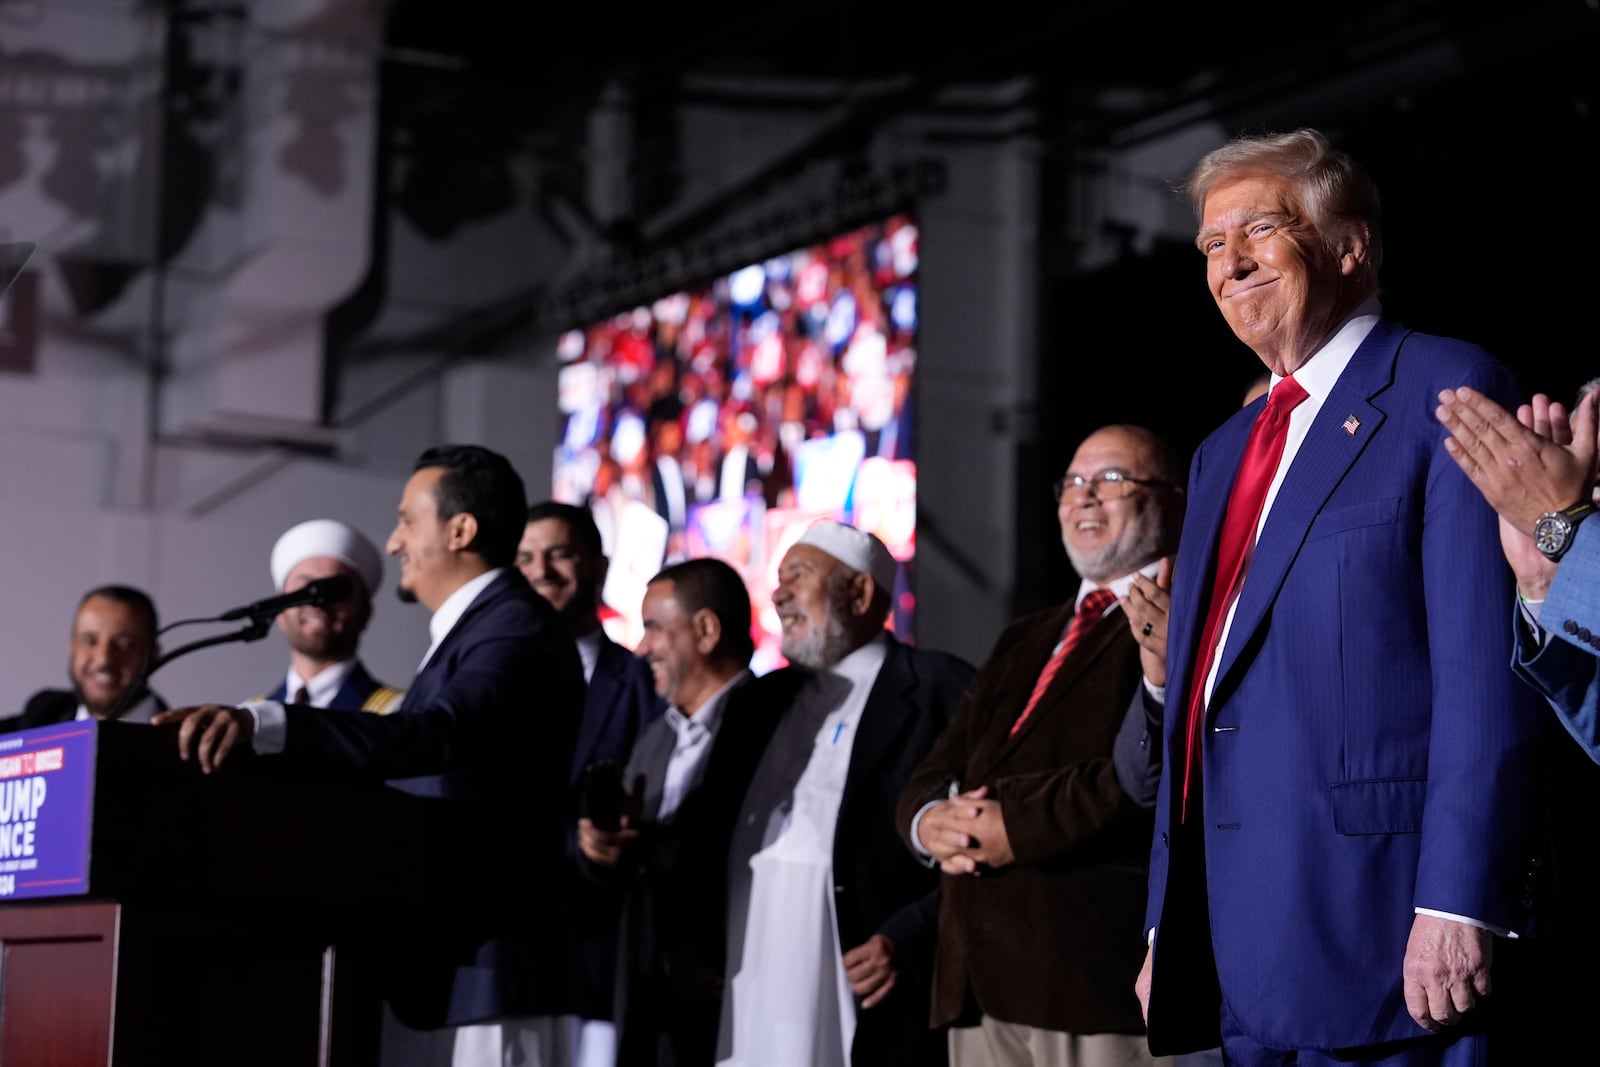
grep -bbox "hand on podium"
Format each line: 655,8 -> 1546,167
151,704 -> 256,774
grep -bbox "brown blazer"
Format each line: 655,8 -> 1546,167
896,599 -> 1153,1035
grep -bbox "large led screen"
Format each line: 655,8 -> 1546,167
552,214 -> 919,674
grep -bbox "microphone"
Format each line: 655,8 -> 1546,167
218,574 -> 356,622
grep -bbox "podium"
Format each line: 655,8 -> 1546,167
0,719 -> 459,1066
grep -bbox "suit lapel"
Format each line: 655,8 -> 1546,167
1166,409 -> 1257,725
398,571 -> 511,712
635,723 -> 676,821
1211,321 -> 1402,699
576,638 -> 626,772
842,640 -> 916,811
993,608 -> 1122,763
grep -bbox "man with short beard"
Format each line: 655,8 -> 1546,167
3,584 -> 167,730
257,518 -> 402,713
896,424 -> 1185,1067
703,519 -> 975,1067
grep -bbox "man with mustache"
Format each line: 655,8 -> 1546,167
258,518 -> 402,713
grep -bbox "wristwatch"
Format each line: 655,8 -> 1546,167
1533,500 -> 1597,562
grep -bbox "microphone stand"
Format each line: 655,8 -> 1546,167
106,610 -> 278,721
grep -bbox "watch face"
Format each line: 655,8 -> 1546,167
1536,513 -> 1573,558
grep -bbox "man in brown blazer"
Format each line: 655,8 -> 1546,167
897,424 -> 1185,1067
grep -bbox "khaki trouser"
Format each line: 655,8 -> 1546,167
949,1016 -> 1175,1067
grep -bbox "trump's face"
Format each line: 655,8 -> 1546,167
1198,175 -> 1353,376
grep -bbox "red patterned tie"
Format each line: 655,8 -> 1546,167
1010,587 -> 1117,735
1180,375 -> 1308,818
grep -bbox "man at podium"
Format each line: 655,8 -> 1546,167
1,584 -> 166,731
153,443 -> 587,1066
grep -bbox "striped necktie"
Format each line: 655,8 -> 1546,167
1010,587 -> 1117,735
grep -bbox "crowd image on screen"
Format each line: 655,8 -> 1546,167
552,215 -> 921,671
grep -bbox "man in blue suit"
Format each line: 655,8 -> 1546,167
1136,129 -> 1545,1065
157,444 -> 586,1067
518,500 -> 664,1066
1435,385 -> 1600,759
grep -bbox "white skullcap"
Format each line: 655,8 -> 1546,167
794,519 -> 898,595
270,519 -> 384,595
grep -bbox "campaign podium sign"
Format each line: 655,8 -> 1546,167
0,718 -> 463,1065
0,721 -> 96,901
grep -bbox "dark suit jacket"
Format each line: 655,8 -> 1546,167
264,660 -> 401,713
681,638 -> 974,1067
1145,322 -> 1548,1053
280,569 -> 586,1028
0,687 -> 168,732
566,635 -> 665,1022
580,673 -> 752,1067
897,602 -> 1154,1035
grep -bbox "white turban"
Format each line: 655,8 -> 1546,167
270,519 -> 384,595
794,519 -> 898,594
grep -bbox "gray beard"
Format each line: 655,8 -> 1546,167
782,610 -> 856,669
1062,521 -> 1162,584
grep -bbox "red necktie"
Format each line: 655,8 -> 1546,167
1180,376 -> 1309,818
1010,588 -> 1117,735
292,686 -> 310,706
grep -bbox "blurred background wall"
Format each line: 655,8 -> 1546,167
0,0 -> 1595,706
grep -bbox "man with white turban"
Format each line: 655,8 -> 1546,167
258,518 -> 402,713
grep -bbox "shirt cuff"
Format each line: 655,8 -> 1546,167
239,699 -> 286,754
1413,907 -> 1517,940
909,799 -> 942,861
1143,677 -> 1166,704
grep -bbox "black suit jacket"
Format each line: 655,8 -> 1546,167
281,569 -> 586,1028
581,672 -> 754,1067
0,687 -> 168,732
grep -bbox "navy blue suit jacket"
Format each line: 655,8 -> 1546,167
282,569 -> 586,1028
1144,322 -> 1548,1053
566,634 -> 664,1021
572,636 -> 663,782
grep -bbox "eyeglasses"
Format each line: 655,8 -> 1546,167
1052,469 -> 1174,504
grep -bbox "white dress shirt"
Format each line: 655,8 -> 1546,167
281,659 -> 357,708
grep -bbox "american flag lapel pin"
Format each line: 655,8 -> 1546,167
1342,413 -> 1361,435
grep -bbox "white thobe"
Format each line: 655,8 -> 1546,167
719,635 -> 888,1067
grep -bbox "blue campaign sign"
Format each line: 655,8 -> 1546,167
0,721 -> 96,900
